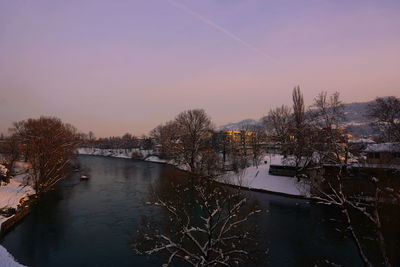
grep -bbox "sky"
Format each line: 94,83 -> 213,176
1,0 -> 400,137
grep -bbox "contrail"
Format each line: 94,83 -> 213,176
167,0 -> 273,61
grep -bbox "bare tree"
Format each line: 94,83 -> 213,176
140,135 -> 154,151
246,124 -> 266,167
134,179 -> 264,266
229,125 -> 254,170
212,131 -> 230,169
292,85 -> 305,131
174,109 -> 214,173
88,131 -> 95,141
265,105 -> 292,144
0,134 -> 20,182
264,87 -> 312,171
368,96 -> 400,142
310,91 -> 346,165
197,145 -> 222,177
290,86 -> 313,170
226,133 -> 243,172
150,120 -> 181,160
10,116 -> 81,195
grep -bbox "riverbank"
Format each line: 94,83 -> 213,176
78,147 -> 191,171
77,148 -> 310,197
0,163 -> 33,267
0,245 -> 26,267
217,156 -> 310,198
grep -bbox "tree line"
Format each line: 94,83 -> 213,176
1,91 -> 399,266
81,132 -> 153,150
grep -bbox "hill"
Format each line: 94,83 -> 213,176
218,100 -> 375,137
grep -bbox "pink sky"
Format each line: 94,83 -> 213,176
1,0 -> 399,137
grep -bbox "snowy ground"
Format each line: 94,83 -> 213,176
0,163 -> 34,225
0,164 -> 32,267
218,155 -> 310,197
0,180 -> 33,218
0,246 -> 26,267
143,155 -> 167,163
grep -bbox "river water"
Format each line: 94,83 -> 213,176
1,156 -> 365,266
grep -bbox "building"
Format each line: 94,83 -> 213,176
363,143 -> 400,165
225,130 -> 256,143
348,138 -> 376,156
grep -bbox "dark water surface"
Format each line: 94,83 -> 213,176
1,156 -> 364,266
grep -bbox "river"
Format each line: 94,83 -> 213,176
1,156 -> 365,266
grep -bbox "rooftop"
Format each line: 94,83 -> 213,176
363,143 -> 400,153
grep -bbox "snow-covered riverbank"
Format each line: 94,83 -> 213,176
78,147 -> 151,159
218,155 -> 310,197
78,147 -> 191,171
78,148 -> 310,197
0,163 -> 33,267
0,246 -> 26,267
0,163 -> 34,226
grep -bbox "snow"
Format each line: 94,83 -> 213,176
11,162 -> 32,185
363,143 -> 400,153
78,148 -> 191,171
143,156 -> 167,163
0,246 -> 26,267
217,155 -> 310,197
348,138 -> 375,144
144,156 -> 190,171
78,147 -> 153,159
0,180 -> 34,212
0,163 -> 34,214
78,147 -> 136,158
0,164 -> 33,267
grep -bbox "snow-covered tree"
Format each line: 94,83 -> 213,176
312,166 -> 399,267
134,179 -> 265,266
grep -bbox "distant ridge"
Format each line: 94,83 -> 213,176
218,100 -> 375,136
218,119 -> 260,131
